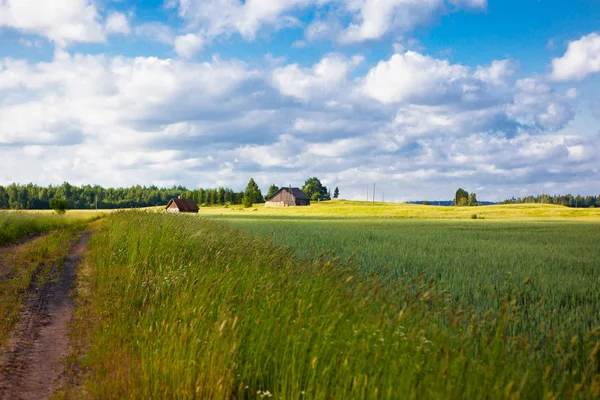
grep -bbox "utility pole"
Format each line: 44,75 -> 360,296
382,189 -> 384,203
367,185 -> 369,202
373,183 -> 376,206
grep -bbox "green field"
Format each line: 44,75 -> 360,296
67,209 -> 600,398
2,203 -> 600,398
206,216 -> 600,341
0,210 -> 105,246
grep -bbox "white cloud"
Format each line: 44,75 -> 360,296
552,33 -> 600,81
0,47 -> 597,201
134,23 -> 176,44
172,0 -> 486,45
509,78 -> 574,130
339,0 -> 486,43
174,33 -> 205,58
0,0 -> 105,46
105,12 -> 131,35
362,51 -> 470,104
272,54 -> 363,101
18,38 -> 42,48
474,60 -> 515,85
175,0 -> 315,40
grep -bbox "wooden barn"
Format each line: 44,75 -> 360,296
166,197 -> 199,213
265,187 -> 310,207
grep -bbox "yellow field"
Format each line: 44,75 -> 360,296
196,200 -> 600,220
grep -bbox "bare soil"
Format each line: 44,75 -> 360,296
0,231 -> 91,400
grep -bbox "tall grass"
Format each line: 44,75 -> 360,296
0,211 -> 103,246
222,217 -> 600,344
76,212 -> 600,398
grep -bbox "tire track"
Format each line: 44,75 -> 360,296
0,231 -> 91,400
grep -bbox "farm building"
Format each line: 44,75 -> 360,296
166,197 -> 199,213
265,187 -> 311,207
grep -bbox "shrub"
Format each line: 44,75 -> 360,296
242,196 -> 253,208
49,198 -> 68,215
471,214 -> 478,219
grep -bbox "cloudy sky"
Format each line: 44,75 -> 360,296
1,0 -> 599,201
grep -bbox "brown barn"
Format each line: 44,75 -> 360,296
265,187 -> 310,207
166,197 -> 199,213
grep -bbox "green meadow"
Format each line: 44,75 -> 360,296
2,203 -> 600,398
206,215 -> 600,340
0,210 -> 105,246
68,207 -> 600,398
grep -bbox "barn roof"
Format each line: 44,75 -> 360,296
166,198 -> 199,212
290,187 -> 311,200
268,187 -> 310,201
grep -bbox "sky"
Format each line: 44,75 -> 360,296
0,0 -> 599,201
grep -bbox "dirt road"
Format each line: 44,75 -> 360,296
0,231 -> 91,400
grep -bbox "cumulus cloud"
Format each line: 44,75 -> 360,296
0,0 -> 105,45
271,54 -> 363,102
338,0 -> 484,43
552,33 -> 600,81
0,46 -> 596,200
174,33 -> 205,58
134,23 -> 176,45
105,12 -> 131,35
0,0 -> 137,46
174,0 -> 314,40
171,0 -> 486,45
362,51 -> 470,104
508,78 -> 574,131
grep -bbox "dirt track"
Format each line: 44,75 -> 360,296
0,231 -> 91,400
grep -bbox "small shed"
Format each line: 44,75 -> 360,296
166,197 -> 199,213
265,187 -> 310,207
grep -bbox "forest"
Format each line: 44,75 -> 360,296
502,193 -> 600,208
0,177 -> 336,210
0,182 -> 247,210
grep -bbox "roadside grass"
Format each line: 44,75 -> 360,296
74,212 -> 600,398
199,201 -> 600,220
0,229 -> 82,345
0,210 -> 105,246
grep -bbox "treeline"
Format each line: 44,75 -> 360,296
0,177 -> 339,210
502,194 -> 600,208
0,182 -> 250,210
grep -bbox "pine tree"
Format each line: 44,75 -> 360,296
244,178 -> 263,204
266,184 -> 280,200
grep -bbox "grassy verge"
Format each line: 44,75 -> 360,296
0,228 -> 82,345
73,212 -> 599,398
0,211 -> 104,246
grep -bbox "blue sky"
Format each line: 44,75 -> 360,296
0,0 -> 599,201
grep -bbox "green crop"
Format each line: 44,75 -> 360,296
74,212 -> 600,399
222,217 -> 600,343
